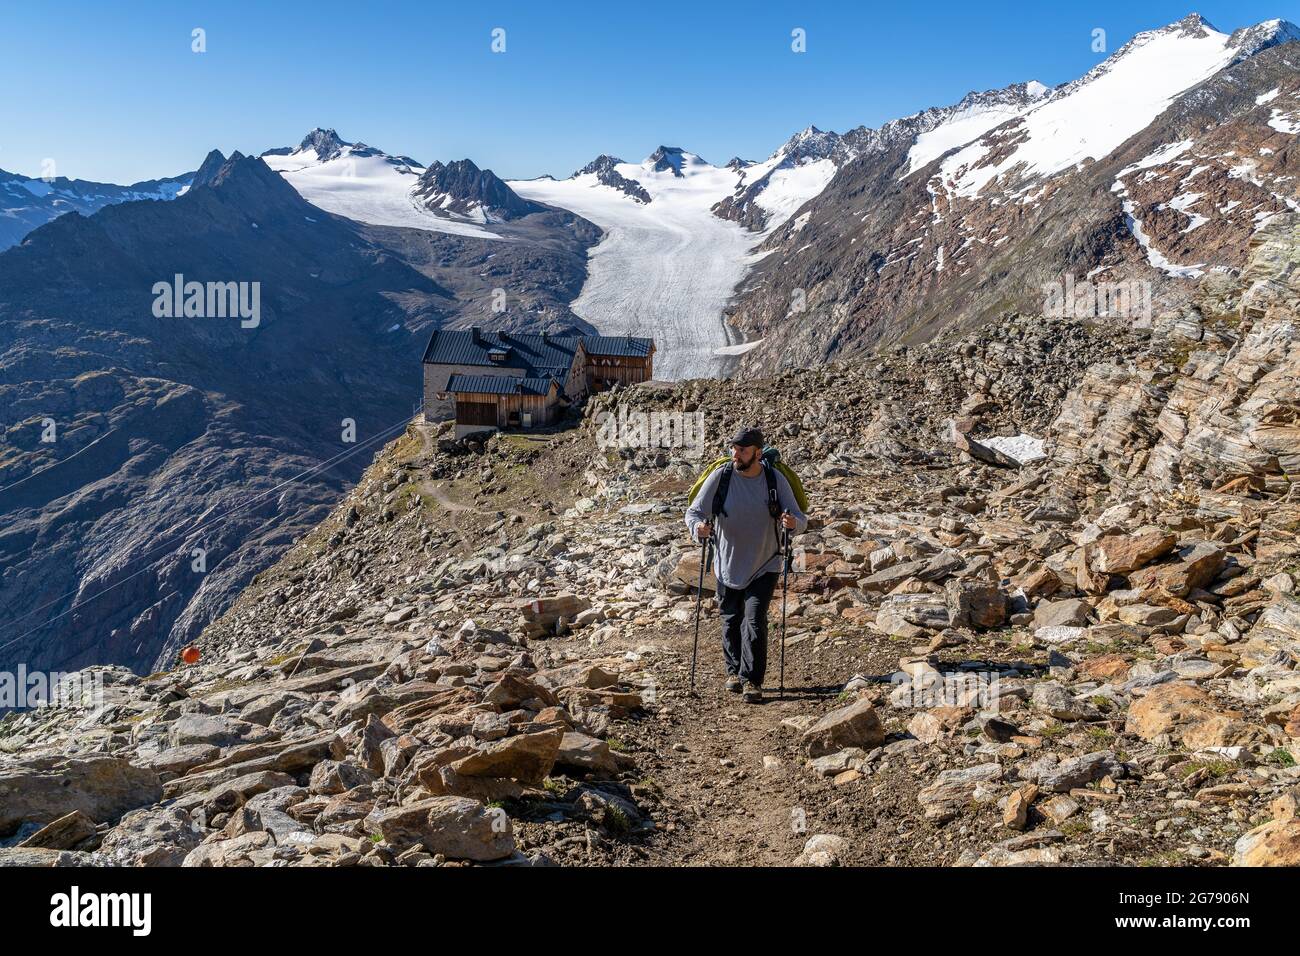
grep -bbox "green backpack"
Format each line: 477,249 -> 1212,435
688,446 -> 809,518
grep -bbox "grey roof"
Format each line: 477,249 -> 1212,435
422,329 -> 578,379
422,328 -> 654,374
445,374 -> 557,396
580,334 -> 654,358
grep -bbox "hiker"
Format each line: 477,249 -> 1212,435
685,426 -> 807,703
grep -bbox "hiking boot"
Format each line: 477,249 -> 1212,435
742,681 -> 763,704
725,675 -> 743,693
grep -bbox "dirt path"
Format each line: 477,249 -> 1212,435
547,604 -> 931,866
638,627 -> 823,865
421,480 -> 474,512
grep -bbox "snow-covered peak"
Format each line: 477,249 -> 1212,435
261,129 -> 422,172
259,130 -> 503,239
1051,13 -> 1227,100
645,146 -> 696,176
1166,12 -> 1221,36
1227,17 -> 1300,58
574,154 -> 625,178
298,127 -> 348,162
934,14 -> 1282,197
777,125 -> 851,164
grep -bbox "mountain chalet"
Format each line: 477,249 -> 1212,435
421,327 -> 655,438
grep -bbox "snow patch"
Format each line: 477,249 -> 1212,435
713,339 -> 764,356
981,434 -> 1047,464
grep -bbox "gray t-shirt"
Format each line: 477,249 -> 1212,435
685,464 -> 808,589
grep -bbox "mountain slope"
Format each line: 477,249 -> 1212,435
509,83 -> 1052,377
723,15 -> 1300,374
0,149 -> 599,678
0,167 -> 193,251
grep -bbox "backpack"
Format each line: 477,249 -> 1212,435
688,446 -> 809,519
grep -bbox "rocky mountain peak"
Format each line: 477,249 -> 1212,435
571,155 -> 651,204
196,152 -> 307,210
647,146 -> 689,176
779,125 -> 847,162
1228,17 -> 1300,58
1166,12 -> 1221,37
298,127 -> 349,161
189,149 -> 228,189
413,159 -> 547,221
574,155 -> 625,178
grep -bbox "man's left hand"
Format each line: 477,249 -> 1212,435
780,511 -> 797,530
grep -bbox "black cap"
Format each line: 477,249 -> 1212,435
728,425 -> 764,448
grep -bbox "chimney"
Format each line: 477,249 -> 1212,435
542,331 -> 550,344
470,326 -> 482,345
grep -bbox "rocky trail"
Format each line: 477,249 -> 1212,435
4,216 -> 1300,868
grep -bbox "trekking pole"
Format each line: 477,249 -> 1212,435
690,533 -> 710,695
780,524 -> 791,701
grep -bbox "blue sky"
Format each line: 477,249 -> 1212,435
1,1 -> 1296,183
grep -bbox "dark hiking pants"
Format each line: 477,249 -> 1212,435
718,571 -> 779,686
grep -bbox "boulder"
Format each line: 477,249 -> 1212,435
918,763 -> 1003,821
168,713 -> 277,749
0,757 -> 162,835
450,728 -> 564,785
672,551 -> 718,594
136,744 -> 220,776
15,810 -> 98,851
1034,598 -> 1092,628
0,848 -> 101,867
793,833 -> 850,866
182,831 -> 276,867
520,594 -> 593,637
945,580 -> 1007,629
1125,684 -> 1260,749
1128,542 -> 1226,597
1031,683 -> 1098,722
1232,794 -> 1300,866
97,806 -> 204,867
1116,603 -> 1180,627
555,732 -> 620,775
1092,530 -> 1178,574
1003,784 -> 1037,830
370,796 -> 514,861
800,697 -> 886,757
875,594 -> 951,635
1033,751 -> 1124,792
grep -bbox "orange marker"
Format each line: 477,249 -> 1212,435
181,647 -> 201,665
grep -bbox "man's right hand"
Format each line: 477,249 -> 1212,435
697,521 -> 712,539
